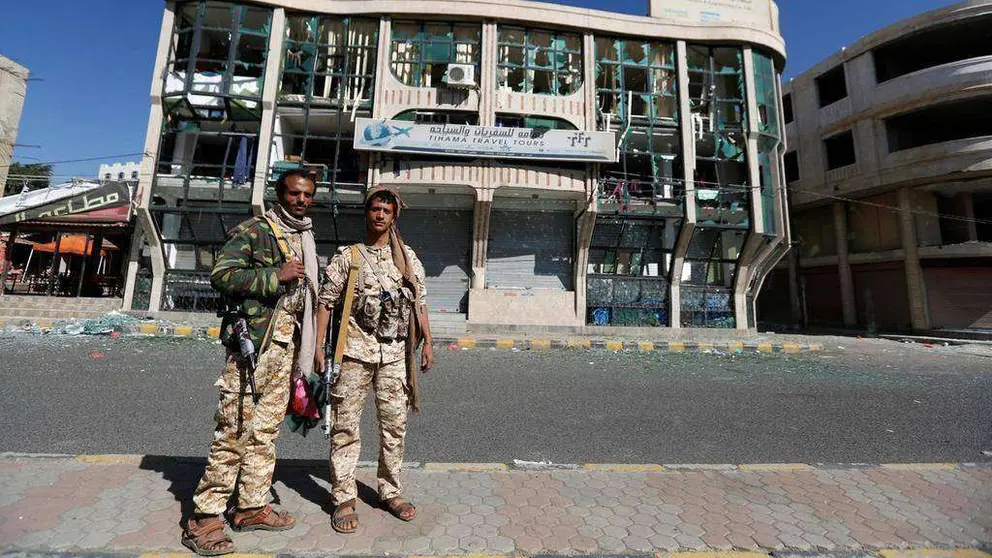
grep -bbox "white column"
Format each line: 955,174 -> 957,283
250,8 -> 287,215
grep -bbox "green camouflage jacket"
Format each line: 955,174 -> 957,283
212,216 -> 286,351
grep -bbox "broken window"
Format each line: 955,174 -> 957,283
815,65 -> 847,108
782,92 -> 793,124
597,36 -> 682,213
281,16 -> 378,106
496,27 -> 582,95
164,1 -> 271,121
270,15 -> 379,207
784,151 -> 799,183
824,130 -> 856,170
389,21 -> 481,87
885,96 -> 992,153
874,14 -> 992,83
494,114 -> 575,130
680,227 -> 744,328
587,217 -> 681,326
688,45 -> 749,229
395,109 -> 479,125
753,51 -> 781,234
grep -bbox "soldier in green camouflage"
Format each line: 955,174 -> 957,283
181,170 -> 319,556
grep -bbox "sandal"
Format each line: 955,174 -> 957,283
331,499 -> 359,534
231,505 -> 296,532
181,516 -> 235,556
383,497 -> 417,522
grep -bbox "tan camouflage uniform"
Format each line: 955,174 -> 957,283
193,232 -> 305,515
319,243 -> 426,505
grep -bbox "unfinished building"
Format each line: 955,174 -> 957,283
124,0 -> 788,331
760,0 -> 992,332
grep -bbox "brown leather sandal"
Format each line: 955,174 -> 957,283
231,505 -> 296,532
181,516 -> 235,556
331,499 -> 359,534
383,497 -> 417,522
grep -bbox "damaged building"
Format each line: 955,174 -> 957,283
123,0 -> 789,330
759,0 -> 992,332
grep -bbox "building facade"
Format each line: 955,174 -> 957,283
123,0 -> 789,330
759,0 -> 992,332
0,55 -> 30,195
99,162 -> 142,183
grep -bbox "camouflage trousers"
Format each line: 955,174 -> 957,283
192,338 -> 296,515
329,357 -> 409,505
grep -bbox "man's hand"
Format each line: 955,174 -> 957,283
278,259 -> 305,284
420,341 -> 434,372
314,352 -> 326,375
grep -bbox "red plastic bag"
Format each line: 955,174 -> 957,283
288,374 -> 319,419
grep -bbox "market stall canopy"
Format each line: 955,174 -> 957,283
32,234 -> 119,256
0,181 -> 132,228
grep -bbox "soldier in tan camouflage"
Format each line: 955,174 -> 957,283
315,186 -> 434,534
181,170 -> 321,556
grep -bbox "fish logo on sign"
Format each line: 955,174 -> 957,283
361,121 -> 413,147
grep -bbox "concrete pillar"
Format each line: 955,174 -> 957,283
127,3 -> 177,312
574,172 -> 598,321
833,201 -> 857,326
251,8 -> 287,215
670,40 -> 696,329
962,192 -> 979,241
470,187 -> 494,289
479,22 -> 497,127
899,187 -> 930,331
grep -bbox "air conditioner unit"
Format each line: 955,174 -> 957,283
444,63 -> 476,88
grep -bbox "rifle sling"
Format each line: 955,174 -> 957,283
333,245 -> 362,367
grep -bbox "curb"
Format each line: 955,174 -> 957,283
3,453 -> 989,472
0,548 -> 987,558
0,317 -> 824,353
439,336 -> 823,354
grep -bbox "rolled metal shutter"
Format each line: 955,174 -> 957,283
398,208 -> 472,313
486,209 -> 574,290
924,264 -> 992,329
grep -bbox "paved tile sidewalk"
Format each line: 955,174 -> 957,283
1,456 -> 989,555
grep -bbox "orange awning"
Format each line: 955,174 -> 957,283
32,235 -> 118,256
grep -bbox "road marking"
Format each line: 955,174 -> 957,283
638,341 -> 655,352
568,337 -> 591,348
457,338 -> 477,349
782,343 -> 800,354
606,340 -> 624,351
75,454 -> 144,464
757,343 -> 773,353
173,326 -> 193,337
584,463 -> 666,472
880,463 -> 958,470
496,339 -> 515,349
423,463 -> 508,472
879,550 -> 992,558
738,463 -> 813,471
531,338 -> 552,350
138,323 -> 158,335
206,327 -> 221,339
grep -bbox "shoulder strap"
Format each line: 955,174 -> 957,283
332,245 -> 362,367
262,215 -> 294,262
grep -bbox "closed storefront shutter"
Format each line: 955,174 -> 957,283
800,266 -> 843,326
399,208 -> 472,313
852,262 -> 910,329
486,209 -> 574,290
924,263 -> 992,329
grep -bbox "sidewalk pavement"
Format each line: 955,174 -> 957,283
1,454 -> 989,556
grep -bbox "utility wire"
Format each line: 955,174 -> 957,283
0,152 -> 149,169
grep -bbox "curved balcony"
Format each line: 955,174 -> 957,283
872,55 -> 992,110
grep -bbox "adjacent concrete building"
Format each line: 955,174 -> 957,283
98,162 -> 141,183
0,55 -> 30,196
759,0 -> 992,332
123,0 -> 789,331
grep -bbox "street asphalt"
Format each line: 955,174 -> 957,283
1,333 -> 990,465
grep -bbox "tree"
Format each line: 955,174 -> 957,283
3,162 -> 53,197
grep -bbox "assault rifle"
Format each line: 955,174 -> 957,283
232,317 -> 260,404
321,307 -> 338,440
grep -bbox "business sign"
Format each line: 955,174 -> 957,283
353,118 -> 617,163
0,182 -> 131,227
650,0 -> 775,31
